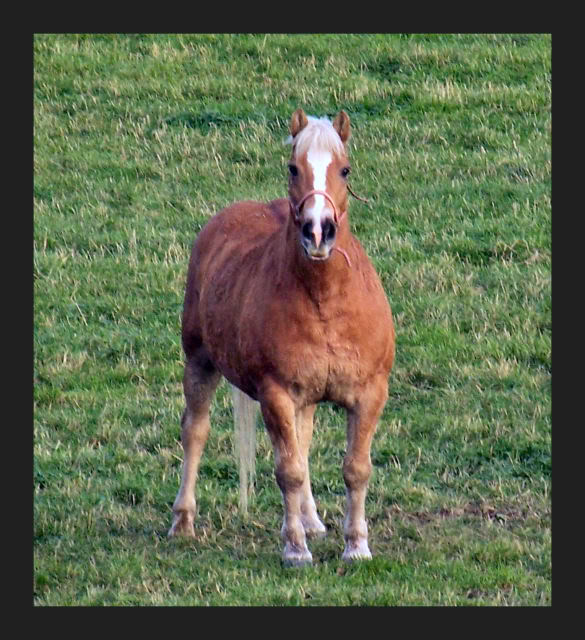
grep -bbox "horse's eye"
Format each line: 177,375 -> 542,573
288,164 -> 298,177
341,166 -> 351,178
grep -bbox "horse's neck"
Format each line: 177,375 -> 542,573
278,217 -> 353,305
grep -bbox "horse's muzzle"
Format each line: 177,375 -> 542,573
301,217 -> 337,260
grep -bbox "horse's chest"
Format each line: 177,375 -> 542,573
266,307 -> 365,402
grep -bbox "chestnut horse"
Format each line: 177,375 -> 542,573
168,109 -> 395,566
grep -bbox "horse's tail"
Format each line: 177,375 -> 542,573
230,384 -> 259,515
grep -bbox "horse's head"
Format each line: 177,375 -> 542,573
287,109 -> 351,262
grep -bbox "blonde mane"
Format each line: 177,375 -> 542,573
286,115 -> 345,158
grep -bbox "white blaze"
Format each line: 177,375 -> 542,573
305,149 -> 332,247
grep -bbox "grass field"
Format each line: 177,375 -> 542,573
33,34 -> 551,606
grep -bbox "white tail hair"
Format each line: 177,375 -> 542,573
230,384 -> 259,515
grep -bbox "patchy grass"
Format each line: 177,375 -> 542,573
34,34 -> 550,606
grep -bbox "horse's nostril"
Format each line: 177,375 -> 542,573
301,221 -> 313,240
323,220 -> 336,243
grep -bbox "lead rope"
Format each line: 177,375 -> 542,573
333,246 -> 352,268
335,184 -> 369,267
347,183 -> 369,204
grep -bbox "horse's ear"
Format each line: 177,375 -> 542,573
290,108 -> 309,138
333,110 -> 351,144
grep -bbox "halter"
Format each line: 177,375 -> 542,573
290,189 -> 352,267
291,185 -> 368,224
291,189 -> 346,225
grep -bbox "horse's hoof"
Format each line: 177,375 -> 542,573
283,554 -> 313,568
282,544 -> 313,567
342,540 -> 372,562
168,513 -> 196,539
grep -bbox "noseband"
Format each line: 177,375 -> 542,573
290,189 -> 346,225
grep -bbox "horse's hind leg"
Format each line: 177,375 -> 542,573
168,349 -> 220,538
296,404 -> 326,538
342,377 -> 388,561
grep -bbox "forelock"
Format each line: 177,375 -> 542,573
288,116 -> 345,159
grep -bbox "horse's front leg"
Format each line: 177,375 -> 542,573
296,404 -> 327,538
342,377 -> 388,562
260,383 -> 312,567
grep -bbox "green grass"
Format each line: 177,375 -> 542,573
34,34 -> 551,606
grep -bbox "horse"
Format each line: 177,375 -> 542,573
168,108 -> 395,566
